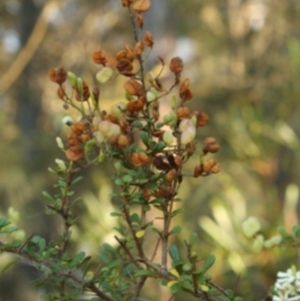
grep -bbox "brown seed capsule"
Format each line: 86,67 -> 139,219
144,30 -> 154,47
155,185 -> 172,200
135,41 -> 144,56
57,86 -> 65,100
121,0 -> 134,7
202,159 -> 218,173
117,58 -> 134,76
132,0 -> 151,12
66,146 -> 84,161
211,162 -> 220,174
177,107 -> 191,120
117,134 -> 130,148
169,57 -> 184,74
92,50 -> 107,65
142,188 -> 151,200
124,79 -> 144,96
174,155 -> 183,167
179,79 -> 193,101
193,165 -> 203,178
193,110 -> 209,127
49,67 -> 67,85
166,169 -> 177,183
203,137 -> 220,154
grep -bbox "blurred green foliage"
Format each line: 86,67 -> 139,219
1,0 -> 300,300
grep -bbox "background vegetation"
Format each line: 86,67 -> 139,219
0,0 -> 300,300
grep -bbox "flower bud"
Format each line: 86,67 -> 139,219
8,207 -> 20,223
252,234 -> 264,253
163,131 -> 174,146
146,91 -> 156,102
110,102 -> 126,119
181,126 -> 196,145
56,137 -> 64,150
242,216 -> 261,238
179,118 -> 193,132
163,112 -> 178,127
98,151 -> 106,163
171,95 -> 178,110
96,67 -> 113,84
76,77 -> 83,94
67,71 -> 77,87
62,116 -> 73,126
264,235 -> 281,248
55,158 -> 67,171
94,131 -> 105,144
13,230 -> 26,241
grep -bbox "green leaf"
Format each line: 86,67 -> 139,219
131,120 -> 144,129
36,236 -> 46,252
70,252 -> 85,268
203,255 -> 215,272
122,174 -> 133,183
5,239 -> 22,249
140,131 -> 150,146
155,141 -> 166,151
114,178 -> 123,186
150,198 -> 166,205
103,243 -> 116,254
189,232 -> 198,247
130,213 -> 141,225
71,176 -> 83,186
183,262 -> 192,272
110,212 -> 122,217
171,207 -> 183,218
182,280 -> 194,291
2,260 -> 18,273
169,245 -> 181,263
293,225 -> 300,237
169,281 -> 181,293
42,191 -> 55,202
84,139 -> 95,154
169,226 -> 182,235
134,269 -> 157,277
0,217 -> 11,229
0,225 -> 19,234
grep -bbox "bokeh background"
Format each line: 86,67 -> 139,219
1,0 -> 300,300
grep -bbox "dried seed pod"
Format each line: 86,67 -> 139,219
202,137 -> 220,154
202,159 -> 218,173
117,58 -> 134,76
57,86 -> 65,100
166,169 -> 177,182
135,41 -> 144,56
117,134 -> 130,148
179,78 -> 193,101
132,0 -> 151,12
137,12 -> 144,28
193,110 -> 209,127
177,107 -> 191,120
193,165 -> 203,177
153,155 -> 170,171
66,146 -> 84,161
142,188 -> 151,200
49,67 -> 67,85
174,155 -> 183,167
144,30 -> 154,47
92,50 -> 107,65
121,0 -> 134,7
169,57 -> 184,74
124,79 -> 144,96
